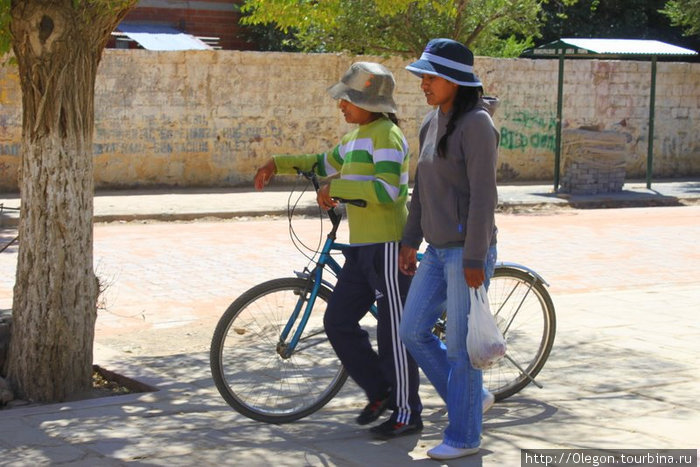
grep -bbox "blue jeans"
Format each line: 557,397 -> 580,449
399,244 -> 497,448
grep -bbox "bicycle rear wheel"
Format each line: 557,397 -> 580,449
484,267 -> 556,400
210,277 -> 348,423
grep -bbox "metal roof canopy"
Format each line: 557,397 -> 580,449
116,23 -> 212,51
521,38 -> 697,190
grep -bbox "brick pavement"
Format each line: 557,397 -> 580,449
0,204 -> 698,465
76,205 -> 700,356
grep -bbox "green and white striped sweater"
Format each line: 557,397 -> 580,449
274,117 -> 410,244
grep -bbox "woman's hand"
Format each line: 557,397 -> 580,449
254,159 -> 277,190
316,183 -> 338,211
464,267 -> 485,288
399,246 -> 418,276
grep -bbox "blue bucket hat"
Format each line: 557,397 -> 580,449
406,38 -> 482,87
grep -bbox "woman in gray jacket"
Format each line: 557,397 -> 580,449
398,38 -> 499,460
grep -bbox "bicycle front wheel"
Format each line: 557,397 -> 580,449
484,266 -> 556,401
210,277 -> 348,423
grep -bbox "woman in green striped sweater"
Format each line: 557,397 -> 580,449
254,62 -> 423,437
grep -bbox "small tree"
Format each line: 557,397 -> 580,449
1,0 -> 135,402
240,0 -> 578,57
661,0 -> 700,36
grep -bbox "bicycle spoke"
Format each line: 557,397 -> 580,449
295,329 -> 331,353
211,278 -> 348,423
501,280 -> 534,335
483,267 -> 555,400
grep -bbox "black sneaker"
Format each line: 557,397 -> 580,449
356,396 -> 390,425
369,417 -> 423,438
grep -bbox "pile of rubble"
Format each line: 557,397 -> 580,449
560,128 -> 628,195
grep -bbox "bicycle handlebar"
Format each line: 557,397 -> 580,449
334,198 -> 367,208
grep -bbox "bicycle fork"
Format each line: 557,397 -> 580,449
275,267 -> 323,359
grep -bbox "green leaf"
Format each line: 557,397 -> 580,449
0,0 -> 11,55
240,0 -> 555,57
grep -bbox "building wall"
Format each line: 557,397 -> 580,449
0,50 -> 698,191
117,0 -> 250,50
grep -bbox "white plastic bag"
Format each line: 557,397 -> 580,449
467,285 -> 507,369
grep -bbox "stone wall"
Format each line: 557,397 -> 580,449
0,50 -> 698,191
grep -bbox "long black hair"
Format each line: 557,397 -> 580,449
437,86 -> 483,158
371,112 -> 400,127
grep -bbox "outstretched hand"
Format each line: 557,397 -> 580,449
254,160 -> 276,190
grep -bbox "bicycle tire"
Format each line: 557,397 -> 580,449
210,277 -> 348,423
484,267 -> 556,400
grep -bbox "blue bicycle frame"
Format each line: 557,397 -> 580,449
277,168 -> 550,361
278,204 -> 379,359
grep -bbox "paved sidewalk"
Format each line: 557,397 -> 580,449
0,181 -> 699,466
0,179 -> 698,226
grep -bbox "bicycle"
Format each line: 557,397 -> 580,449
210,169 -> 556,424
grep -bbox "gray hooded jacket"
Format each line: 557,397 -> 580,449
402,97 -> 499,269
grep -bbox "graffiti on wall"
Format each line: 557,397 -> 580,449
92,115 -> 285,157
0,144 -> 20,156
500,110 -> 557,152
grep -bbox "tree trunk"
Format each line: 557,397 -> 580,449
4,1 -> 134,402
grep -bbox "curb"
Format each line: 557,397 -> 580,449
1,192 -> 698,228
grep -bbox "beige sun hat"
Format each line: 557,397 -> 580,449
327,62 -> 398,113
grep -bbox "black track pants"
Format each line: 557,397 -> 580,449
323,242 -> 422,424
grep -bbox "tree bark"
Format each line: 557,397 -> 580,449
4,1 -> 134,402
